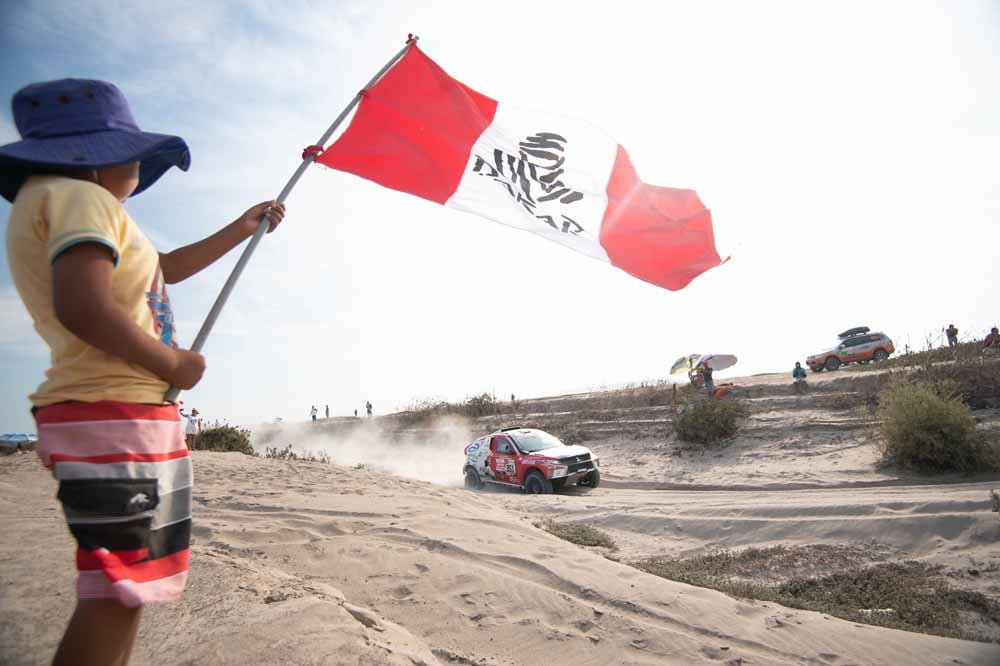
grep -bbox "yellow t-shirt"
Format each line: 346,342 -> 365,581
5,175 -> 176,406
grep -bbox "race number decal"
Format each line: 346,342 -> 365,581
498,457 -> 516,476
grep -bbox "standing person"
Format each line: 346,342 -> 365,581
792,362 -> 808,394
366,401 -> 373,417
946,324 -> 959,348
1,78 -> 285,666
325,404 -> 329,419
354,408 -> 358,417
180,407 -> 201,449
699,362 -> 715,394
310,405 -> 318,421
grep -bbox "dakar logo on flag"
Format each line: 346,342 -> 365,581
471,132 -> 586,236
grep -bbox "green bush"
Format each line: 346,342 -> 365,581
196,424 -> 254,455
878,383 -> 998,474
673,400 -> 748,445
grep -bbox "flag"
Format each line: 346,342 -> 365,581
317,44 -> 723,290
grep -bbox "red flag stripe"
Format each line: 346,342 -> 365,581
319,46 -> 498,204
600,146 -> 722,290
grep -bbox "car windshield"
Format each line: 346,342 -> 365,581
509,430 -> 565,453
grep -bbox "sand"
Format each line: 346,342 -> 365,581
2,369 -> 999,665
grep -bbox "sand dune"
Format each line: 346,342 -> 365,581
3,370 -> 999,664
2,449 -> 998,665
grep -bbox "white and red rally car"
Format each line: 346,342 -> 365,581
463,427 -> 600,494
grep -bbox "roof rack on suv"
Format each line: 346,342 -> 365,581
838,326 -> 870,339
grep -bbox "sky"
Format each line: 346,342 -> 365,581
1,1 -> 998,432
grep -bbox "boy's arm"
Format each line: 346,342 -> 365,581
52,243 -> 205,389
158,201 -> 286,284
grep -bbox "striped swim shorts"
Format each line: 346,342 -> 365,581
34,401 -> 191,607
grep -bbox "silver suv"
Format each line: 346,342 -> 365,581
807,327 -> 895,372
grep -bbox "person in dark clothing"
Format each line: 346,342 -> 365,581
792,362 -> 808,394
699,363 -> 714,393
946,324 -> 959,347
984,327 -> 1000,352
325,405 -> 329,419
310,405 -> 317,421
365,401 -> 373,417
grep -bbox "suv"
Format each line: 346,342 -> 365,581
807,327 -> 895,372
463,427 -> 600,494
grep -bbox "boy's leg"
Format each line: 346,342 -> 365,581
53,600 -> 142,666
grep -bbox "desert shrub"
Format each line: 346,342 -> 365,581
197,424 -> 254,455
878,383 -> 999,474
462,392 -> 498,417
636,550 -> 1000,642
673,400 -> 748,445
262,444 -> 330,463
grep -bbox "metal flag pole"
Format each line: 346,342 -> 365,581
165,35 -> 418,403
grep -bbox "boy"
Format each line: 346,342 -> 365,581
1,78 -> 286,665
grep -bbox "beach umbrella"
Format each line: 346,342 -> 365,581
695,354 -> 738,372
670,354 -> 701,375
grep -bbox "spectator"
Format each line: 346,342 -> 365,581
699,362 -> 714,393
946,324 -> 959,348
984,327 -> 1000,352
366,401 -> 373,417
354,409 -> 358,417
792,362 -> 808,394
180,407 -> 200,450
325,404 -> 329,419
310,405 -> 317,421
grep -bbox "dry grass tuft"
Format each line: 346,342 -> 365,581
540,520 -> 617,550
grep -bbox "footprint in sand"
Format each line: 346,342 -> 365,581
391,585 -> 413,600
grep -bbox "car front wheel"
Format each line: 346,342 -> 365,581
524,470 -> 553,494
825,356 -> 842,371
464,468 -> 483,490
873,349 -> 889,362
577,469 -> 601,489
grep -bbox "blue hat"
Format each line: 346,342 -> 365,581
0,78 -> 190,203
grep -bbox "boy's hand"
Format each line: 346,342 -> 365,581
166,349 -> 207,389
237,200 -> 286,236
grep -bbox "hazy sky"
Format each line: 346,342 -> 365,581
2,1 -> 998,432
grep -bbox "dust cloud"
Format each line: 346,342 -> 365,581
250,416 -> 475,487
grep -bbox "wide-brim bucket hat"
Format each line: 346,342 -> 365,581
0,78 -> 190,203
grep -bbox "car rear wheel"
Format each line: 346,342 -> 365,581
577,469 -> 601,489
873,349 -> 889,362
825,356 -> 842,371
464,468 -> 483,491
524,470 -> 553,494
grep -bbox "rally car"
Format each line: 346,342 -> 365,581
463,427 -> 600,494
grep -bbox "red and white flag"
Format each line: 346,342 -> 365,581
318,44 -> 723,290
